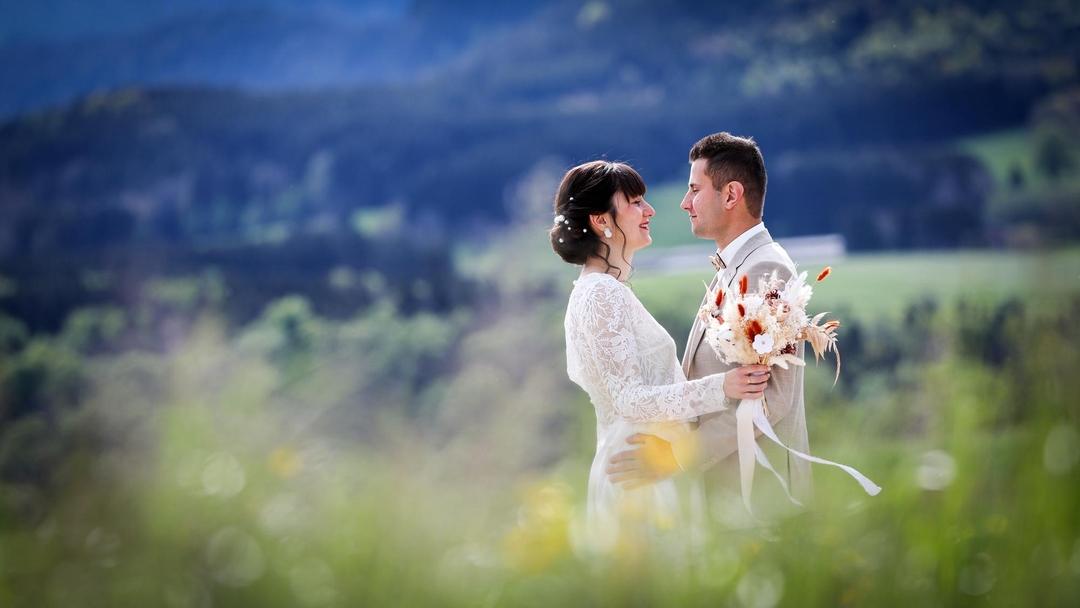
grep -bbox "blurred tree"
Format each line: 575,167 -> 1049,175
1035,131 -> 1075,181
0,339 -> 84,423
1008,163 -> 1025,191
0,413 -> 61,486
59,306 -> 126,354
954,297 -> 1025,368
0,314 -> 28,354
334,301 -> 466,416
241,296 -> 321,383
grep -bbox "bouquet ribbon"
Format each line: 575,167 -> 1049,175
735,398 -> 882,516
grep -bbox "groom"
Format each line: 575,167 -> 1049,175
607,132 -> 813,505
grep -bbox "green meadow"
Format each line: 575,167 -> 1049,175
633,248 -> 1080,337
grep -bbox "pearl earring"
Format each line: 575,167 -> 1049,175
603,228 -> 613,238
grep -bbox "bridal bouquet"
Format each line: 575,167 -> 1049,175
699,266 -> 880,516
699,266 -> 841,389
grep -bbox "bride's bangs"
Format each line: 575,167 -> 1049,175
610,162 -> 646,200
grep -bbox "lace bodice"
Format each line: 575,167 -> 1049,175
564,273 -> 729,426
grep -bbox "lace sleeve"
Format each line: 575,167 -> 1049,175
579,279 -> 729,422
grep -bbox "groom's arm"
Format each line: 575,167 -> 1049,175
671,341 -> 802,472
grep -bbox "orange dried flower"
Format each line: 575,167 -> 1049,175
817,266 -> 832,282
739,274 -> 749,295
746,320 -> 763,341
715,288 -> 724,307
737,303 -> 745,317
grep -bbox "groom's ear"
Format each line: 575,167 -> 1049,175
724,181 -> 745,210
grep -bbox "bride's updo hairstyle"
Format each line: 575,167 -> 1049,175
549,160 -> 646,277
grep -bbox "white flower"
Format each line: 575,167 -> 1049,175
780,271 -> 812,309
743,294 -> 765,314
752,332 -> 774,355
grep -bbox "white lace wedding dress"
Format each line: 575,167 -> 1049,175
564,272 -> 730,551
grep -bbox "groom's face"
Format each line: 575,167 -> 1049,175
681,159 -> 725,240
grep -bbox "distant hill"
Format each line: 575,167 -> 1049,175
4,0 -> 1075,119
0,0 -> 1076,261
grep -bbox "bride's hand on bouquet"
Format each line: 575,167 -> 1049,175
607,433 -> 680,489
724,364 -> 770,400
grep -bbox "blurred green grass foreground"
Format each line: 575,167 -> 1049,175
1,247 -> 1079,607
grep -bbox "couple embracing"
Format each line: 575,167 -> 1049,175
551,132 -> 814,550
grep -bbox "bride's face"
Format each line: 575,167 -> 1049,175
609,190 -> 655,254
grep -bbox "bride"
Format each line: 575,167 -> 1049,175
550,160 -> 769,550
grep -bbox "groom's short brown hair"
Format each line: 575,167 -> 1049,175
689,132 -> 767,218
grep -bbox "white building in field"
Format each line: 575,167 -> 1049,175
635,234 -> 847,274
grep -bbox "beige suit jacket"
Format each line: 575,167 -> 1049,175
675,227 -> 813,503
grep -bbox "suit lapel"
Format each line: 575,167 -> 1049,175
681,228 -> 776,376
725,228 -> 774,284
682,271 -> 722,376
